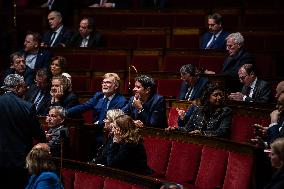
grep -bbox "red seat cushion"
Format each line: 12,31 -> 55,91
195,147 -> 229,189
167,107 -> 179,128
165,141 -> 203,183
61,168 -> 75,189
157,79 -> 183,98
223,152 -> 253,189
74,172 -> 104,189
143,136 -> 172,177
230,115 -> 257,143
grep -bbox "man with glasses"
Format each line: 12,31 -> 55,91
221,32 -> 254,79
229,64 -> 272,103
67,73 -> 127,148
200,13 -> 230,50
205,32 -> 254,81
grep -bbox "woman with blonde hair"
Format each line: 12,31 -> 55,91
25,143 -> 63,189
94,114 -> 152,175
264,138 -> 284,189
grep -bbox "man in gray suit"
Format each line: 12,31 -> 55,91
0,74 -> 46,188
229,64 -> 272,103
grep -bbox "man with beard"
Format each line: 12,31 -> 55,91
2,52 -> 35,86
67,73 -> 127,147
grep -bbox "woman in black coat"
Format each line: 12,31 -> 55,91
178,83 -> 232,138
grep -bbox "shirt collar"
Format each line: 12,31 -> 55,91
249,77 -> 257,90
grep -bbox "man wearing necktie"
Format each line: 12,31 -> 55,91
178,64 -> 208,101
229,64 -> 272,103
67,73 -> 127,148
42,11 -> 72,48
24,68 -> 52,116
200,13 -> 230,50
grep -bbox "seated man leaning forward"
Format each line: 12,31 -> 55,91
229,64 -> 272,103
122,75 -> 168,128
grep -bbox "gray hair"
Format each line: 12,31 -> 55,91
2,74 -> 25,90
226,32 -> 244,46
49,106 -> 66,119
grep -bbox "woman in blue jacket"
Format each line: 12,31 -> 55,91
25,143 -> 63,189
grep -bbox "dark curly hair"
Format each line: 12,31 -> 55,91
200,83 -> 225,116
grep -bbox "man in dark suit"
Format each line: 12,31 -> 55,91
2,52 -> 35,87
229,64 -> 272,103
0,74 -> 46,188
251,81 -> 284,145
67,73 -> 127,147
42,11 -> 72,47
221,32 -> 254,79
25,68 -> 52,116
23,31 -> 52,70
178,64 -> 208,101
266,81 -> 284,143
200,13 -> 230,50
68,17 -> 105,48
123,75 -> 167,128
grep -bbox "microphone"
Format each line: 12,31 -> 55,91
128,65 -> 138,95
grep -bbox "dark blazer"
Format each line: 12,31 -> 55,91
25,172 -> 63,189
95,137 -> 151,175
24,84 -> 52,116
241,79 -> 272,103
67,92 -> 127,128
200,30 -> 230,50
91,0 -> 131,8
180,106 -> 232,138
178,77 -> 208,100
68,31 -> 105,48
123,93 -> 168,128
264,170 -> 284,189
221,49 -> 254,79
2,67 -> 35,86
42,26 -> 73,47
267,116 -> 284,144
24,48 -> 52,70
0,92 -> 46,168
